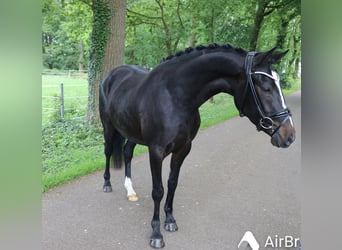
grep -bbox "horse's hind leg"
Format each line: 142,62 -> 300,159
164,142 -> 192,232
124,140 -> 138,201
103,128 -> 114,192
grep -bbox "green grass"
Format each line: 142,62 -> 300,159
42,76 -> 301,192
42,74 -> 88,124
199,94 -> 239,129
43,153 -> 105,190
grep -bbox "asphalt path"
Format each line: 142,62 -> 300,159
42,91 -> 301,250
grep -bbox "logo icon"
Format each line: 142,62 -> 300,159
238,231 -> 260,250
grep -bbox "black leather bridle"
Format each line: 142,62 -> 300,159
239,52 -> 292,136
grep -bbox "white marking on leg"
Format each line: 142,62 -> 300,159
124,177 -> 138,201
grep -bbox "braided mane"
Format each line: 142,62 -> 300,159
160,43 -> 247,63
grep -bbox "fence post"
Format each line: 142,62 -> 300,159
60,83 -> 64,120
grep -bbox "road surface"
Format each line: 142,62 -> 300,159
42,91 -> 301,250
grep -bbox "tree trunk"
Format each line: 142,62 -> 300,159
188,32 -> 196,47
103,0 -> 126,76
291,24 -> 301,79
155,0 -> 172,55
249,0 -> 266,51
276,18 -> 288,51
188,14 -> 197,47
293,57 -> 300,79
87,0 -> 126,125
209,8 -> 215,43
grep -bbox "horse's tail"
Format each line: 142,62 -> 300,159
99,69 -> 126,169
112,130 -> 125,169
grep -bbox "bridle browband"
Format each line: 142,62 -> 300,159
239,52 -> 292,136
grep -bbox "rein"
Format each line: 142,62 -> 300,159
239,52 -> 291,136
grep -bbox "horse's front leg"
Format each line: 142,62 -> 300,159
164,142 -> 192,232
149,146 -> 165,248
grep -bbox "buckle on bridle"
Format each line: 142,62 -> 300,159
258,109 -> 291,136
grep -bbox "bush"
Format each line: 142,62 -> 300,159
42,120 -> 103,175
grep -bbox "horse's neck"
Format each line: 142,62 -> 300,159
174,52 -> 244,109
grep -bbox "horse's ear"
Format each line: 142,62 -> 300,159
253,47 -> 277,66
268,49 -> 289,64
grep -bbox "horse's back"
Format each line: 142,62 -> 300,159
100,65 -> 150,143
101,65 -> 148,98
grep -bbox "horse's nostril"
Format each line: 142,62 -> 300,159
288,134 -> 295,145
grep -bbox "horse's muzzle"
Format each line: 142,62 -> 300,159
271,130 -> 296,148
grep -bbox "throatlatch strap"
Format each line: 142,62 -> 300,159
239,52 -> 256,116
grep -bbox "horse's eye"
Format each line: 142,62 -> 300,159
257,84 -> 271,92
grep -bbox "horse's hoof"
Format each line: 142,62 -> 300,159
164,222 -> 178,232
103,185 -> 112,192
127,194 -> 138,202
150,238 -> 165,248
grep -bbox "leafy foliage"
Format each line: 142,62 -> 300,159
43,0 -> 301,84
125,0 -> 301,83
42,120 -> 103,175
88,0 -> 111,74
42,0 -> 92,70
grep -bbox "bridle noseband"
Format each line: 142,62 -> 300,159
239,52 -> 292,136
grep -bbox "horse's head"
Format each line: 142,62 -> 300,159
237,48 -> 296,148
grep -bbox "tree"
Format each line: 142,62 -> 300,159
126,0 -> 188,66
86,0 -> 127,125
42,0 -> 65,69
249,0 -> 277,51
274,0 -> 301,81
62,2 -> 92,71
247,0 -> 301,87
42,0 -> 92,70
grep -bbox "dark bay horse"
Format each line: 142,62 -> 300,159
99,43 -> 295,248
